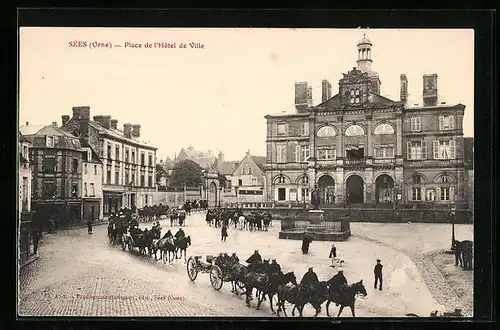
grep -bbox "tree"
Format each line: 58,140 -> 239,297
170,159 -> 202,187
218,173 -> 228,189
155,164 -> 167,185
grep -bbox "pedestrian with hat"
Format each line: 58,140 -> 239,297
374,259 -> 383,291
329,243 -> 337,267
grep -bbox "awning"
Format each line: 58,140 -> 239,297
345,145 -> 364,151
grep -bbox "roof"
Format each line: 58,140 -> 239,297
21,124 -> 83,150
357,34 -> 372,45
88,121 -> 156,150
250,156 -> 267,171
179,146 -> 215,159
216,160 -> 239,175
159,157 -> 175,171
19,124 -> 45,136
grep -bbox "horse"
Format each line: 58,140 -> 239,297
259,271 -> 297,314
276,283 -> 308,317
229,263 -> 249,295
291,282 -> 330,317
238,215 -> 246,230
174,236 -> 191,262
325,280 -> 367,317
153,234 -> 176,263
243,272 -> 270,309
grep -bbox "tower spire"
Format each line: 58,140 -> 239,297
356,34 -> 373,72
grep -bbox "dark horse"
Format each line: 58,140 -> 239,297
174,236 -> 191,262
259,271 -> 297,314
326,280 -> 367,317
228,263 -> 249,295
291,282 -> 330,317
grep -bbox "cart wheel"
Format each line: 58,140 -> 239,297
210,265 -> 223,291
187,257 -> 198,281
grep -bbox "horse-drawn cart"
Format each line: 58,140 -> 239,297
186,255 -> 242,292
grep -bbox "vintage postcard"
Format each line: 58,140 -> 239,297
18,27 -> 474,318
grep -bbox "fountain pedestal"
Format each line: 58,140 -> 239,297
308,209 -> 324,224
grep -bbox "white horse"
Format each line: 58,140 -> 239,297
238,215 -> 246,230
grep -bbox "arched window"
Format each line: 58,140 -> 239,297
373,123 -> 395,135
345,124 -> 365,136
274,175 -> 288,184
298,175 -> 308,184
316,125 -> 336,137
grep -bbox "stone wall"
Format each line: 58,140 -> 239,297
264,207 -> 472,224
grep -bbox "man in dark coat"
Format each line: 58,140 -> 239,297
328,268 -> 348,305
31,227 -> 40,255
87,218 -> 93,234
302,234 -> 313,254
246,249 -> 262,264
329,244 -> 337,267
174,228 -> 185,240
268,258 -> 281,274
374,259 -> 383,290
221,224 -> 228,241
300,267 -> 319,287
231,253 -> 239,263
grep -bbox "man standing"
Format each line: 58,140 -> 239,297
329,244 -> 337,267
374,259 -> 383,291
31,227 -> 40,255
302,234 -> 313,254
221,224 -> 228,241
87,218 -> 93,234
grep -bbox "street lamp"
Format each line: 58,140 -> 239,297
450,206 -> 456,250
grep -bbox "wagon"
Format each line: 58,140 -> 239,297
186,255 -> 244,292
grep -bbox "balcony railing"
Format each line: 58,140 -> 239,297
344,158 -> 366,165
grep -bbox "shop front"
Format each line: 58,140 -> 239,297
103,191 -> 123,216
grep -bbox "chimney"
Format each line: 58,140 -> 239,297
321,79 -> 332,102
123,123 -> 132,138
306,86 -> 313,106
72,106 -> 90,120
422,74 -> 438,107
61,115 -> 70,126
51,122 -> 57,127
400,74 -> 408,103
294,82 -> 308,113
99,115 -> 111,129
246,149 -> 251,156
110,119 -> 118,130
218,151 -> 224,163
132,124 -> 141,137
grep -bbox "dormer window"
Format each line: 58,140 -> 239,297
46,136 -> 54,147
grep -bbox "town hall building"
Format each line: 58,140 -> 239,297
264,35 -> 469,209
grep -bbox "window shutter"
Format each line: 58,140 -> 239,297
295,145 -> 300,162
450,186 -> 455,202
410,118 -> 415,131
417,117 -> 421,131
436,187 -> 441,201
407,188 -> 412,201
422,141 -> 427,160
450,139 -> 456,159
439,116 -> 444,130
407,141 -> 412,160
449,115 -> 455,129
420,187 -> 425,201
433,140 -> 439,159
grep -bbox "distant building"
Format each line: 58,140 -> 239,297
18,132 -> 32,216
231,151 -> 266,204
62,106 -> 157,215
157,157 -> 175,188
464,137 -> 474,210
20,122 -> 85,228
214,151 -> 239,190
264,35 -> 468,209
175,146 -> 217,171
81,145 -> 103,222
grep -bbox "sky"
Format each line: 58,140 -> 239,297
19,28 -> 474,162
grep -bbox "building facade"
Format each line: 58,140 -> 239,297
230,151 -> 266,203
62,106 -> 157,216
19,132 -> 32,216
21,123 -> 85,228
264,35 -> 468,209
81,146 -> 103,221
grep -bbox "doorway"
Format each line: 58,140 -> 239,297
346,175 -> 364,204
318,174 -> 335,204
375,174 -> 394,204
